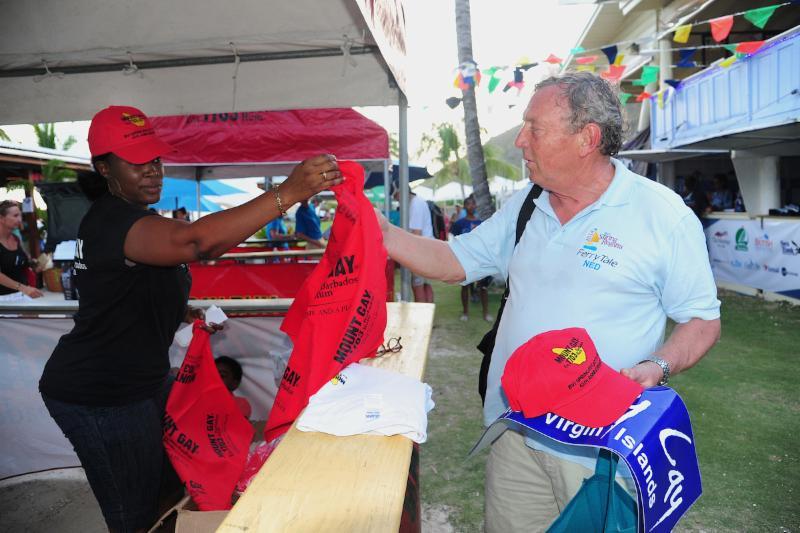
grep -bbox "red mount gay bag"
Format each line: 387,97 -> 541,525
264,160 -> 388,442
163,321 -> 254,510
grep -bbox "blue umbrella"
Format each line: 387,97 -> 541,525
161,177 -> 243,197
150,194 -> 222,212
364,164 -> 431,189
153,178 -> 241,211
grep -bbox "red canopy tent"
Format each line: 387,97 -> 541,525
151,108 -> 390,180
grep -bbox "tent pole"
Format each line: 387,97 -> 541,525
382,159 -> 390,217
399,92 -> 411,302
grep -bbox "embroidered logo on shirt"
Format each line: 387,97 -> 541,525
577,228 -> 623,271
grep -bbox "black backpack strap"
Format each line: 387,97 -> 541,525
478,184 -> 542,405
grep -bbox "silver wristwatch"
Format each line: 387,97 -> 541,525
639,355 -> 671,386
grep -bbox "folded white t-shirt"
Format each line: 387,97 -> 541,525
297,362 -> 434,443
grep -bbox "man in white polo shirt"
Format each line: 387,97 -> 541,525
376,71 -> 721,531
393,184 -> 435,303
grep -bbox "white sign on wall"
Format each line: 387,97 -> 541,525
705,219 -> 800,298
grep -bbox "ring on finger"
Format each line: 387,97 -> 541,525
322,171 -> 328,180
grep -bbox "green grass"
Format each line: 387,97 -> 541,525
419,283 -> 800,532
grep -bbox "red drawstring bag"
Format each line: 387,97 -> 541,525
163,321 -> 254,510
264,160 -> 388,441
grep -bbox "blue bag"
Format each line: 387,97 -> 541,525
547,449 -> 638,533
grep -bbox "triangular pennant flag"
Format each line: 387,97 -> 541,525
632,65 -> 659,86
618,92 -> 633,105
677,48 -> 697,68
601,64 -> 626,82
485,67 -> 502,93
576,55 -> 598,65
570,46 -> 586,55
544,53 -> 563,65
576,65 -> 596,72
613,53 -> 625,66
710,15 -> 734,43
722,44 -> 738,54
635,91 -> 652,103
719,56 -> 738,68
673,24 -> 693,44
744,5 -> 780,29
657,90 -> 668,110
503,81 -> 525,94
664,79 -> 682,90
519,63 -> 538,71
601,45 -> 618,65
736,41 -> 765,55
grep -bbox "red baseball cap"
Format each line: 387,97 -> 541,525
87,105 -> 174,164
501,327 -> 643,427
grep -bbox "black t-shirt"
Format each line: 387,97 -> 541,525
40,194 -> 191,405
0,237 -> 29,295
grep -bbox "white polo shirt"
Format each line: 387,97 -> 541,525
409,194 -> 434,238
450,159 -> 720,467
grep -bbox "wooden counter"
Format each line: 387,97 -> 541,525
0,290 -> 293,316
218,301 -> 435,533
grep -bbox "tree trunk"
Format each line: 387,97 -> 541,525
455,0 -> 493,219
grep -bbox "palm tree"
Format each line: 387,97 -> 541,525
419,123 -> 519,199
32,123 -> 77,181
418,123 -> 466,199
32,123 -> 77,151
455,0 -> 493,219
426,143 -> 520,195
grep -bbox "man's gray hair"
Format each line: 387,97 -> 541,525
535,72 -> 624,157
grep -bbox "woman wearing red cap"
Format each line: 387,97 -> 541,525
38,105 -> 342,532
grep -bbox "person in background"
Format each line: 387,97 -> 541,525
374,72 -> 720,531
683,173 -> 710,218
0,200 -> 43,298
449,204 -> 463,228
294,197 -> 325,248
449,195 -> 492,322
172,206 -> 190,221
38,105 -> 342,533
215,356 -> 252,420
265,214 -> 291,250
709,173 -> 733,211
392,184 -> 435,303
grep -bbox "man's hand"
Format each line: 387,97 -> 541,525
620,362 -> 663,389
184,306 -> 224,334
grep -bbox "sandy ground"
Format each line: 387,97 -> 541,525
1,469 -> 454,532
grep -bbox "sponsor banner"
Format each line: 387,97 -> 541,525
471,388 -> 701,532
705,219 -> 800,294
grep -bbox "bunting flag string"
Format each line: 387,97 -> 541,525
560,2 -> 791,62
444,2 -> 794,100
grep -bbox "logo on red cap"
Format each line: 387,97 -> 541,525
502,327 -> 643,427
88,105 -> 174,164
121,112 -> 147,127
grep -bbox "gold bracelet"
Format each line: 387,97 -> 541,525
273,187 -> 287,216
